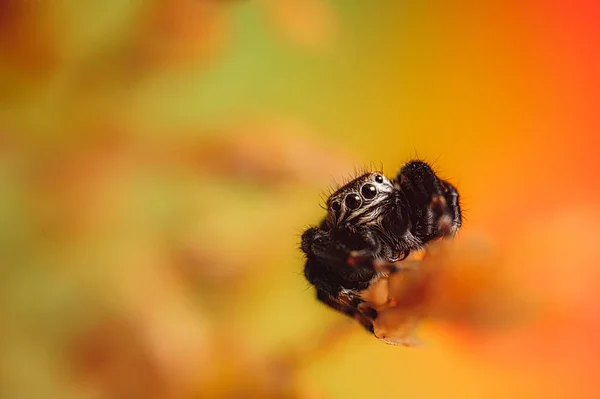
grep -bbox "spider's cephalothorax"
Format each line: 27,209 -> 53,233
300,160 -> 462,333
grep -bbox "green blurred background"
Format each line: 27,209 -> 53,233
2,1 -> 600,398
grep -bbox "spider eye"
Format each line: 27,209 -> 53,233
345,194 -> 362,210
330,201 -> 341,212
361,184 -> 377,199
374,174 -> 384,184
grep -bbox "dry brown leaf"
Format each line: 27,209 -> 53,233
360,237 -> 533,346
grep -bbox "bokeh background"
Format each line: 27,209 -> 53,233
1,1 -> 600,398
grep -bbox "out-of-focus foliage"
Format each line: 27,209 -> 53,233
1,1 -> 600,399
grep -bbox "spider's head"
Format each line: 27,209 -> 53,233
326,172 -> 395,228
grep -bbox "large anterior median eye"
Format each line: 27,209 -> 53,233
330,201 -> 341,212
361,183 -> 377,199
345,193 -> 362,210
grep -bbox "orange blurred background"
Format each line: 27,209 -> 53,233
1,1 -> 599,398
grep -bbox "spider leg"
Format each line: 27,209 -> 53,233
302,227 -> 380,334
301,227 -> 354,265
440,179 -> 462,235
397,160 -> 462,242
316,289 -> 375,334
301,227 -> 378,283
371,259 -> 421,275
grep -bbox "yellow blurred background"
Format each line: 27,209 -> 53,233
1,1 -> 600,398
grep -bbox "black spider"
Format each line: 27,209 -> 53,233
300,160 -> 462,333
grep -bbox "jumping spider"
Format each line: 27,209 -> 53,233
301,160 -> 462,334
